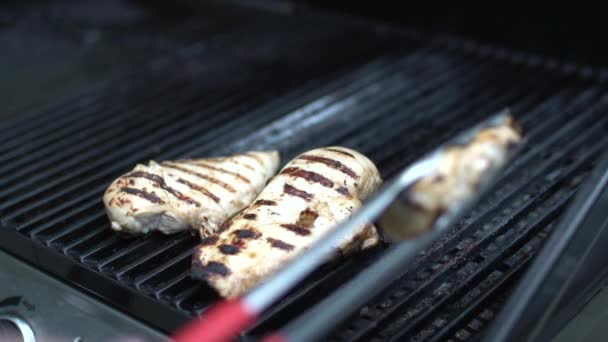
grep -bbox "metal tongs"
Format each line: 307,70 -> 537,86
172,110 -> 524,342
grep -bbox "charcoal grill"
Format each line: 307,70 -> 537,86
2,1 -> 608,341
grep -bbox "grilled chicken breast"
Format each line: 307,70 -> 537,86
381,115 -> 523,241
103,151 -> 280,236
192,147 -> 382,298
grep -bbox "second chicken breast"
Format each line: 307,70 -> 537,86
192,147 -> 382,298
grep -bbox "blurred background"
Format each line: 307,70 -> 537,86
2,0 -> 606,116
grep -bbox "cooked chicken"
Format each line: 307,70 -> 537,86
192,147 -> 382,298
381,115 -> 523,241
103,151 -> 280,236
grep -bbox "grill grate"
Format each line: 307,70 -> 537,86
2,4 -> 608,340
319,81 -> 608,341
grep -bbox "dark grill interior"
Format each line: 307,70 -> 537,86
2,2 -> 608,341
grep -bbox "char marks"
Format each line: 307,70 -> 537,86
234,229 -> 258,239
298,155 -> 359,179
200,236 -> 219,246
243,153 -> 265,166
243,214 -> 257,220
218,244 -> 241,255
324,147 -> 355,158
176,178 -> 219,203
267,238 -> 294,251
254,199 -> 277,206
283,184 -> 313,201
190,162 -> 251,184
126,171 -> 200,206
192,261 -> 231,278
280,224 -> 311,236
120,187 -> 164,204
336,186 -> 350,196
281,167 -> 333,187
161,162 -> 236,193
232,160 -> 256,171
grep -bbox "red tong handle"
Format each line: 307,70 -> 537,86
172,299 -> 257,342
261,333 -> 289,342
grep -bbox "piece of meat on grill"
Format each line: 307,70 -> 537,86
103,151 -> 280,236
381,115 -> 523,241
192,146 -> 382,298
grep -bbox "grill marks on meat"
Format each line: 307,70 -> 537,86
254,200 -> 277,206
161,162 -> 237,193
218,244 -> 241,255
234,229 -> 259,239
192,260 -> 231,279
200,236 -> 220,246
336,186 -> 350,197
183,161 -> 252,184
231,160 -> 256,171
280,224 -> 311,236
324,147 -> 355,158
267,238 -> 295,251
243,153 -> 267,167
283,184 -> 314,201
282,165 -> 353,198
120,187 -> 164,204
192,146 -> 382,298
103,151 -> 280,236
126,171 -> 200,207
281,167 -> 334,188
298,155 -> 359,179
175,178 -> 219,203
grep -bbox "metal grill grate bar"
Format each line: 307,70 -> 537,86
1,14 -> 606,336
332,97 -> 608,341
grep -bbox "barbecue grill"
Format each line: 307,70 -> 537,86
2,1 -> 608,341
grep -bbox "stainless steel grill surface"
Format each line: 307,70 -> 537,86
1,2 -> 607,340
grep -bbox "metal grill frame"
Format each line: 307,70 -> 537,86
1,4 -> 608,340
